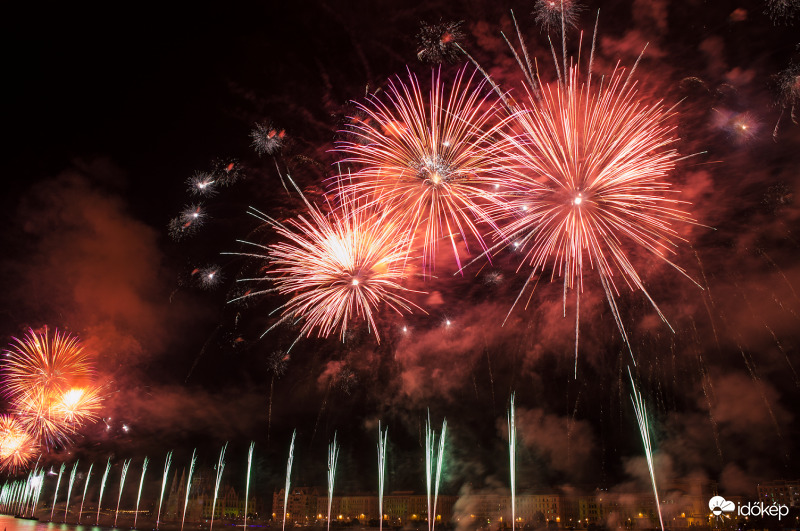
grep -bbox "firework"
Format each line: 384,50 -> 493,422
712,109 -> 760,144
490,27 -> 696,373
377,423 -> 388,531
3,328 -> 102,445
629,371 -> 665,531
424,413 -> 446,531
0,415 -> 38,473
168,204 -> 207,240
187,171 -> 218,197
764,0 -> 800,24
210,443 -> 228,531
327,434 -> 339,531
211,158 -> 244,185
198,265 -> 223,290
228,177 -> 421,345
282,431 -> 296,531
416,21 -> 465,64
335,68 -> 509,273
181,450 -> 197,531
250,122 -> 286,156
533,0 -> 584,33
508,394 -> 517,531
244,443 -> 255,531
773,62 -> 799,140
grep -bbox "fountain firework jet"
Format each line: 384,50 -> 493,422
482,17 -> 698,375
244,442 -> 255,531
64,460 -> 78,522
77,463 -> 93,524
181,449 -> 198,531
508,394 -> 517,531
96,458 -> 112,524
50,462 -> 64,520
210,443 -> 228,531
134,457 -> 149,529
629,371 -> 665,531
377,424 -> 388,531
156,451 -> 173,530
282,431 -> 296,531
115,458 -> 132,526
425,413 -> 447,531
327,433 -> 339,531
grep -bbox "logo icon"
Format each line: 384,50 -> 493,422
709,496 -> 736,516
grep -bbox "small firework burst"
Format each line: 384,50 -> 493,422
187,171 -> 218,197
267,350 -> 290,377
762,182 -> 794,214
250,122 -> 286,156
483,270 -> 504,286
211,159 -> 245,185
533,0 -> 584,32
764,0 -> 800,24
168,204 -> 207,240
416,20 -> 465,64
712,109 -> 760,144
0,415 -> 38,472
195,265 -> 222,290
335,367 -> 357,395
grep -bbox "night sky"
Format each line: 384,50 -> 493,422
2,0 -> 799,501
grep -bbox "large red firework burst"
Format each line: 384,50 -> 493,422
230,179 -> 422,346
335,67 -> 508,273
493,45 -> 697,371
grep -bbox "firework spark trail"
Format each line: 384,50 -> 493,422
156,451 -> 172,530
134,457 -> 149,529
50,462 -> 65,520
64,461 -> 78,522
483,22 -> 698,374
244,443 -> 254,531
335,67 -> 511,274
115,458 -> 132,526
327,434 -> 339,531
377,423 -> 388,531
181,449 -> 197,531
96,458 -> 112,524
425,413 -> 447,531
210,443 -> 228,531
508,395 -> 517,531
629,370 -> 665,531
228,176 -> 422,346
77,463 -> 93,524
282,431 -> 296,531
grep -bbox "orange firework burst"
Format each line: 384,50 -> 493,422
0,415 -> 38,472
3,328 -> 103,446
229,178 -> 423,346
335,67 -> 508,273
491,28 -> 698,373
